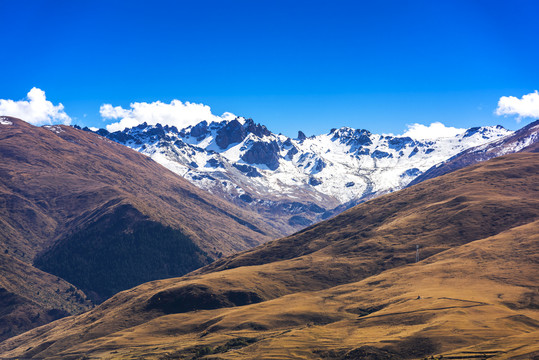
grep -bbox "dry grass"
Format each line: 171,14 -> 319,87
0,152 -> 537,359
0,253 -> 92,342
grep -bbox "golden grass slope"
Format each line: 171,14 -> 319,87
0,153 -> 537,359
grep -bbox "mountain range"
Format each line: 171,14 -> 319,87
1,151 -> 537,359
90,118 -> 512,232
0,114 -> 538,357
0,116 -> 280,339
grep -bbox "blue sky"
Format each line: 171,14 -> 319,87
1,0 -> 538,137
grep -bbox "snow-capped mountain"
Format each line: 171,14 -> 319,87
409,119 -> 539,186
89,118 -> 512,232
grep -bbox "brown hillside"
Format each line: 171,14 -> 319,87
0,117 -> 279,260
197,151 -> 539,276
0,117 -> 280,303
1,152 -> 537,359
0,253 -> 92,342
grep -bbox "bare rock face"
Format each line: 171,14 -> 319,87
216,119 -> 246,149
244,118 -> 272,138
240,140 -> 281,170
215,118 -> 272,149
190,120 -> 209,139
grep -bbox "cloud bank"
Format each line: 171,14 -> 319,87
496,90 -> 539,122
101,100 -> 237,132
0,88 -> 71,125
400,122 -> 465,140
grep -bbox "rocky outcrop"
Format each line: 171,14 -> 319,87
216,119 -> 246,149
241,141 -> 281,170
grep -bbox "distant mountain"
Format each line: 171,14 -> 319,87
91,118 -> 511,231
0,117 -> 279,305
3,152 -> 537,359
409,119 -> 539,186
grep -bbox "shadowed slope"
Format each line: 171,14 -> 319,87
0,253 -> 92,342
0,153 -> 537,359
0,117 -> 278,259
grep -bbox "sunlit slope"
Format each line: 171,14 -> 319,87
42,220 -> 535,359
1,152 -> 537,359
199,152 -> 539,276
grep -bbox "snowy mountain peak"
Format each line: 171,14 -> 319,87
409,121 -> 539,186
89,119 -> 513,232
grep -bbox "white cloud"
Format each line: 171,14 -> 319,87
0,88 -> 71,125
101,99 -> 237,132
496,90 -> 539,122
400,122 -> 466,141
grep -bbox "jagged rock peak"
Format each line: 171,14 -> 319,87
463,125 -> 507,138
331,126 -> 372,138
330,127 -> 373,148
189,121 -> 209,138
90,118 -> 515,211
215,118 -> 272,149
215,119 -> 245,149
241,140 -> 281,170
243,118 -> 272,138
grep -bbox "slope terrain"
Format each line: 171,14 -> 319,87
409,119 -> 539,186
0,116 -> 280,304
0,252 -> 92,342
94,118 -> 511,231
2,152 -> 537,359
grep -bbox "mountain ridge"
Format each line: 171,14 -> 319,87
0,116 -> 280,304
2,152 -> 536,359
409,119 -> 539,185
91,118 -> 512,232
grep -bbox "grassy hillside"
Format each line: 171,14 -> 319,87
34,204 -> 213,300
0,117 -> 281,338
1,152 -> 537,359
